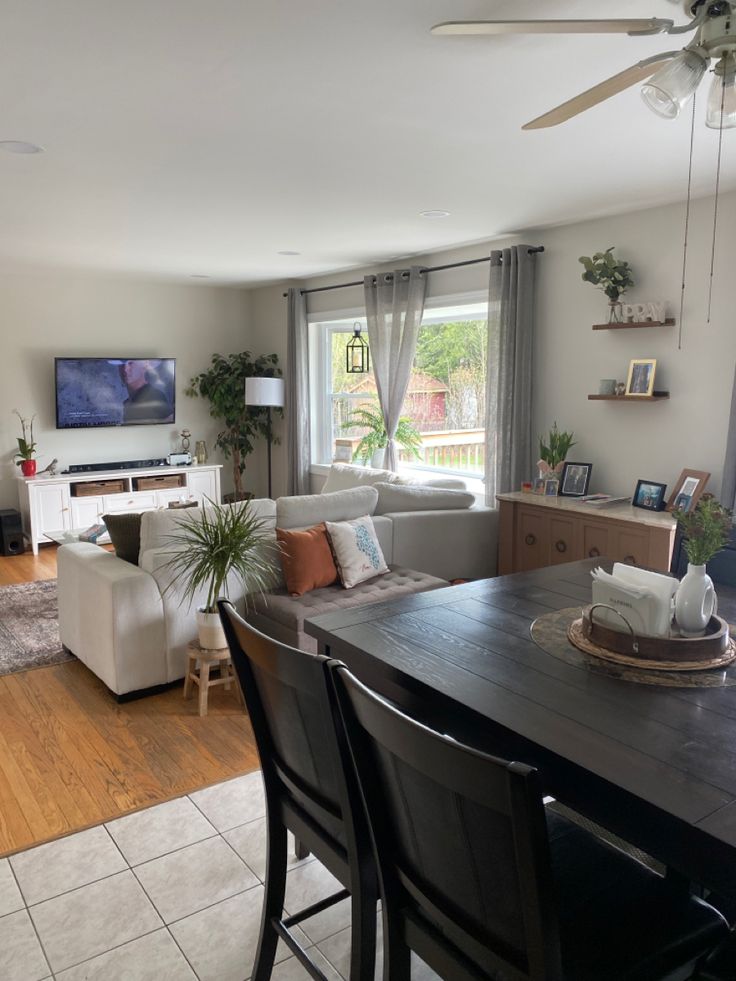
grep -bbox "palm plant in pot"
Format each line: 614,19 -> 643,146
160,500 -> 278,650
342,405 -> 423,468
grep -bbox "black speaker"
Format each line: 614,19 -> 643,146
0,509 -> 24,556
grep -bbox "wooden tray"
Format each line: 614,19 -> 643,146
568,605 -> 736,672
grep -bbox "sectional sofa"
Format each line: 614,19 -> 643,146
57,467 -> 498,697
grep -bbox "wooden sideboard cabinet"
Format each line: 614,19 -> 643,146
497,492 -> 677,575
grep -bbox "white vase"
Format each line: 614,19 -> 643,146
674,564 -> 716,638
196,609 -> 227,650
371,448 -> 385,469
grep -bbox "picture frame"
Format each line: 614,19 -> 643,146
533,477 -> 546,495
559,461 -> 592,497
543,478 -> 559,497
666,469 -> 710,514
625,358 -> 657,397
632,479 -> 667,512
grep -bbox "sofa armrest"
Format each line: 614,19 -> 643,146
387,507 -> 498,581
57,543 -> 167,695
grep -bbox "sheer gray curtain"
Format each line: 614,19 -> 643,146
484,247 -> 538,506
286,287 -> 310,496
363,267 -> 426,471
721,364 -> 736,509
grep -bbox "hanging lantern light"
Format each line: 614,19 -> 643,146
346,322 -> 370,374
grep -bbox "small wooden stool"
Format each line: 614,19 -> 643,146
184,641 -> 243,717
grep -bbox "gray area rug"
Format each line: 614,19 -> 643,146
0,579 -> 73,676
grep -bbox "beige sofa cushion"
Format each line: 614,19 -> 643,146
374,482 -> 475,516
139,498 -> 276,557
276,486 -> 378,530
321,463 -> 403,494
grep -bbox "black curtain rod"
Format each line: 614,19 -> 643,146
281,246 -> 544,298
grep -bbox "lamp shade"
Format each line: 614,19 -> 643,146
245,376 -> 285,407
641,49 -> 707,119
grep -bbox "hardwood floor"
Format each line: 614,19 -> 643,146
0,545 -> 260,857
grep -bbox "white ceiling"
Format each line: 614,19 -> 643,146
1,0 -> 733,285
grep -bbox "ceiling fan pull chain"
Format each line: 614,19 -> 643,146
678,94 -> 697,351
706,71 -> 728,324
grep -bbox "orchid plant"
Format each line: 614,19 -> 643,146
13,410 -> 37,464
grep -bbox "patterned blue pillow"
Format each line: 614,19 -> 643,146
324,515 -> 389,589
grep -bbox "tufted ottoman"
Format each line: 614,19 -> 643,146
246,566 -> 448,654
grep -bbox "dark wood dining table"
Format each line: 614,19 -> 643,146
305,559 -> 736,896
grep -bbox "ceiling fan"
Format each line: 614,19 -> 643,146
431,1 -> 736,129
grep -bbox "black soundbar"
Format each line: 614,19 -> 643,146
66,458 -> 168,474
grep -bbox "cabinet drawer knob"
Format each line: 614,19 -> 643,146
525,533 -> 536,546
555,540 -> 567,553
624,555 -> 637,565
588,547 -> 600,558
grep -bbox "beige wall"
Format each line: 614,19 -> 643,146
248,190 -> 736,503
1,268 -> 252,508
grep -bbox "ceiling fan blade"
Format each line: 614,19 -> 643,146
431,19 -> 674,37
521,53 -> 678,130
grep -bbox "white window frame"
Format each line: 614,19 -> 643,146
309,291 -> 488,490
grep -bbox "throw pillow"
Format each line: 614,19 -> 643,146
276,523 -> 338,596
325,515 -> 389,589
101,512 -> 142,565
373,482 -> 475,516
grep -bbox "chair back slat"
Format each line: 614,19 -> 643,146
219,602 -> 348,855
331,662 -> 562,981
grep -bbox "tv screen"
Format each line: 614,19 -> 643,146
55,358 -> 176,428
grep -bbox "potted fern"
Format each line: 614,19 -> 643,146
343,406 -> 423,468
160,500 -> 278,650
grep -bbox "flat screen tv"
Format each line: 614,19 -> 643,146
55,358 -> 176,428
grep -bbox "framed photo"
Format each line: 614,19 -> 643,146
632,479 -> 667,511
625,358 -> 657,397
666,469 -> 710,513
543,478 -> 559,497
559,462 -> 592,497
533,477 -> 546,495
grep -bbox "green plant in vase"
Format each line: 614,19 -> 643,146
160,499 -> 278,650
578,247 -> 634,322
537,422 -> 575,483
674,494 -> 733,637
13,410 -> 37,477
342,405 -> 423,468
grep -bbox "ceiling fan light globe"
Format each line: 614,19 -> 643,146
640,49 -> 708,119
705,62 -> 736,129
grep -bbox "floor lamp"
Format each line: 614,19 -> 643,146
245,377 -> 285,500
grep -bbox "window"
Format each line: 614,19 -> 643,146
311,296 -> 488,480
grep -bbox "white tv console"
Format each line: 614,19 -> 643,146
17,463 -> 222,555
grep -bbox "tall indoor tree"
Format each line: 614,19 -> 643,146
186,351 -> 281,500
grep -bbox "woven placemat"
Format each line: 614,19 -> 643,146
530,607 -> 736,688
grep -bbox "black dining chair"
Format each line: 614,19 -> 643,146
218,601 -> 377,981
330,661 -> 729,981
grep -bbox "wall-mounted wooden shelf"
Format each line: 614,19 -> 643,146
588,393 -> 670,401
592,318 -> 675,331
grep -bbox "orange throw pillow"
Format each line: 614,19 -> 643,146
276,523 -> 338,596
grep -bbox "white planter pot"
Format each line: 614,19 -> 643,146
674,563 -> 716,638
371,448 -> 386,469
196,609 -> 227,650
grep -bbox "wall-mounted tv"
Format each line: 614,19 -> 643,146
55,358 -> 176,429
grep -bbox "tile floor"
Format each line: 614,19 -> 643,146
0,770 -> 439,981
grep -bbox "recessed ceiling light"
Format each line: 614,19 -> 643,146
420,210 -> 451,219
0,141 -> 44,154
277,250 -> 301,256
